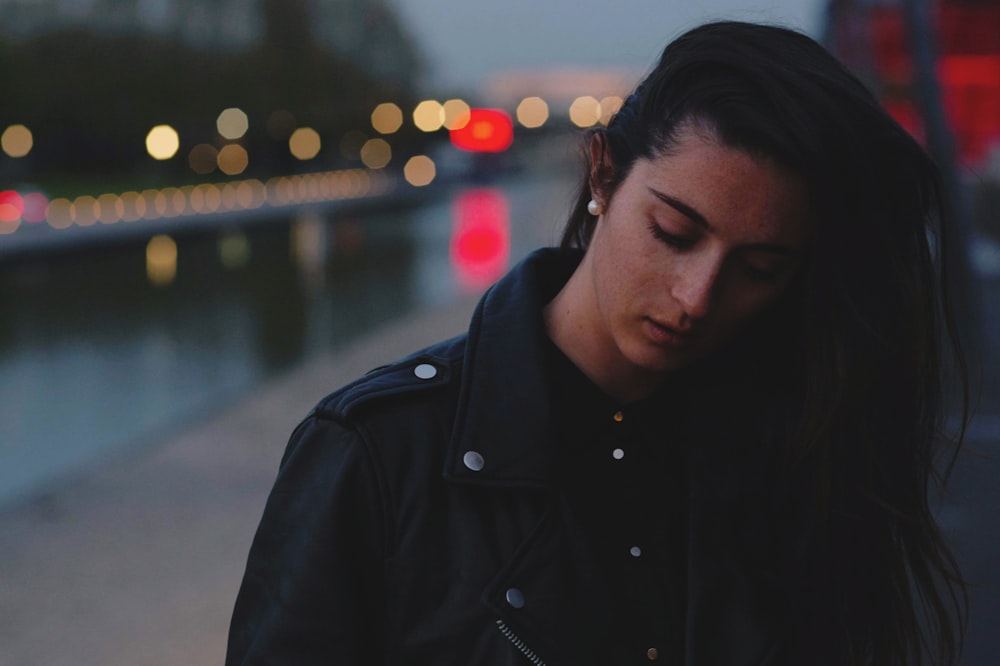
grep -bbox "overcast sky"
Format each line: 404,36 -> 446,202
392,0 -> 826,92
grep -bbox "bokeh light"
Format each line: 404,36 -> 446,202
120,191 -> 145,222
237,180 -> 263,209
160,187 -> 186,217
143,189 -> 163,220
219,230 -> 251,269
371,103 -> 404,134
516,97 -> 549,128
451,189 -> 511,291
2,124 -> 33,158
450,109 -> 514,153
146,125 -> 180,160
217,107 -> 249,140
21,192 -> 48,223
217,144 -> 249,175
599,96 -> 624,125
47,199 -> 73,229
24,165 -> 400,235
0,217 -> 19,235
289,127 -> 321,160
291,211 -> 326,279
0,190 -> 24,223
174,187 -> 191,215
202,184 -> 222,212
97,193 -> 123,224
189,184 -> 218,213
413,100 -> 445,132
147,234 -> 178,286
73,195 -> 98,226
360,138 -> 391,168
220,183 -> 238,210
404,155 -> 436,187
443,99 -> 471,130
189,143 -> 219,174
569,96 -> 602,128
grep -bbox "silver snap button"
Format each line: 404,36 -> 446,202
462,450 -> 485,471
612,448 -> 625,460
630,546 -> 642,557
505,587 -> 525,609
414,363 -> 437,380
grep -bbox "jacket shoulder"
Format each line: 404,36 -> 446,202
312,333 -> 466,422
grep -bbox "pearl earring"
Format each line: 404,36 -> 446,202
587,200 -> 604,216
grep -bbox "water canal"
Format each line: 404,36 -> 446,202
0,173 -> 575,507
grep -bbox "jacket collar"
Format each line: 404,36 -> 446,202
443,247 -> 583,488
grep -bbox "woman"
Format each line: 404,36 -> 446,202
227,21 -> 967,666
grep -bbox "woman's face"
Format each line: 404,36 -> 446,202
578,125 -> 810,393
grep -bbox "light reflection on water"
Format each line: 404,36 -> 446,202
451,189 -> 511,292
0,175 -> 571,507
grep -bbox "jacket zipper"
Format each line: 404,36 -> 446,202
496,618 -> 546,666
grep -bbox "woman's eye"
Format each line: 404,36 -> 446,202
742,258 -> 789,283
647,221 -> 695,249
743,265 -> 780,282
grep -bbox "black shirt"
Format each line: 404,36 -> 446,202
546,338 -> 690,663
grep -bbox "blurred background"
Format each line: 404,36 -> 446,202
0,0 -> 997,663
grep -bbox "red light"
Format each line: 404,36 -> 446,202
449,109 -> 514,153
0,190 -> 24,223
450,189 -> 510,291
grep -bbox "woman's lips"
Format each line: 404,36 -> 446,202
643,317 -> 695,347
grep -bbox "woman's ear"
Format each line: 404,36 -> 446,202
588,131 -> 615,207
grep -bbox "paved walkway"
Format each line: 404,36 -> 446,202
0,297 -> 478,666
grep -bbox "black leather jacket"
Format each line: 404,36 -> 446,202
227,248 -> 815,666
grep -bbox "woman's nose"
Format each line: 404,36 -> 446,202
671,257 -> 721,321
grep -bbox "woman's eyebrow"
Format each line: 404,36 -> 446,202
648,187 -> 711,230
647,186 -> 801,257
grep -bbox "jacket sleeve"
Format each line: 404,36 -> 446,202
226,413 -> 388,665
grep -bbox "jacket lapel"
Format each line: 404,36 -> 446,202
443,248 -> 583,489
481,499 -> 608,666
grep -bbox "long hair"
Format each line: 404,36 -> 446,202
562,21 -> 968,665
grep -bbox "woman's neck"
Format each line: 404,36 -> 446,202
542,265 -> 663,404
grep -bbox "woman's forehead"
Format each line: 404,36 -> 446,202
633,133 -> 812,245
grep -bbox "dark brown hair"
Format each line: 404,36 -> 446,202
563,21 -> 968,666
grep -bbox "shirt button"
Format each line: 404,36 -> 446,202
612,448 -> 625,460
612,410 -> 624,422
413,363 -> 438,379
647,647 -> 659,660
463,451 -> 485,471
630,546 -> 642,557
505,587 -> 525,609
